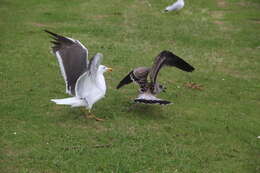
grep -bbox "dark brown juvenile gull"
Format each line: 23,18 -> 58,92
45,30 -> 112,120
116,50 -> 194,105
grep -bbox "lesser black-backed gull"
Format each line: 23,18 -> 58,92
45,30 -> 112,121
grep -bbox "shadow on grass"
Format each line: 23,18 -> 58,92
52,107 -> 85,121
51,101 -> 169,123
124,102 -> 168,120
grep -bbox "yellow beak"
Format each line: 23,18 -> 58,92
107,67 -> 113,72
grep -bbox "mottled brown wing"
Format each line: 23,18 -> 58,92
149,50 -> 195,84
116,70 -> 134,89
116,67 -> 150,89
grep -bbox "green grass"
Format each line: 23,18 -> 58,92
1,0 -> 260,172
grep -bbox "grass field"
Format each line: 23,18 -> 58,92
1,0 -> 260,172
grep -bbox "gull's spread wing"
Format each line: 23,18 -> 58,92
45,30 -> 88,95
149,50 -> 194,84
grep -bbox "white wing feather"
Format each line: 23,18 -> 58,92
55,51 -> 71,95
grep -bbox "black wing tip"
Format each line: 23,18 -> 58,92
160,50 -> 195,72
183,64 -> 195,72
181,62 -> 195,72
179,64 -> 195,72
43,29 -> 50,33
188,66 -> 195,72
44,29 -> 67,40
44,29 -> 61,41
116,70 -> 134,89
116,82 -> 124,89
116,80 -> 128,89
44,29 -> 56,36
116,84 -> 122,89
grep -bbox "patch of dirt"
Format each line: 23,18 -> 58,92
211,11 -> 234,31
91,15 -> 110,19
214,20 -> 225,25
219,67 -> 258,80
236,2 -> 257,7
211,1 -> 230,30
217,0 -> 228,8
213,20 -> 233,31
184,82 -> 203,91
30,22 -> 52,27
93,144 -> 112,148
237,2 -> 252,7
250,19 -> 260,24
91,12 -> 122,19
211,11 -> 224,19
139,0 -> 152,7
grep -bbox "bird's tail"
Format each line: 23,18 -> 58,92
51,97 -> 86,107
134,93 -> 171,105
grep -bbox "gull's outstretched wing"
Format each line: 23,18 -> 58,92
75,53 -> 103,98
45,30 -> 88,95
88,53 -> 103,77
116,67 -> 150,89
116,70 -> 134,89
149,50 -> 195,84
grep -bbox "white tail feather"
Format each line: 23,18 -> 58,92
51,97 -> 87,107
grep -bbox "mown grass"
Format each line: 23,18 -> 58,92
0,0 -> 260,172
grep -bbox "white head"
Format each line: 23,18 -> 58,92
98,65 -> 113,74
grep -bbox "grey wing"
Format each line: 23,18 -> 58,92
149,50 -> 195,84
88,53 -> 103,78
45,30 -> 88,95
